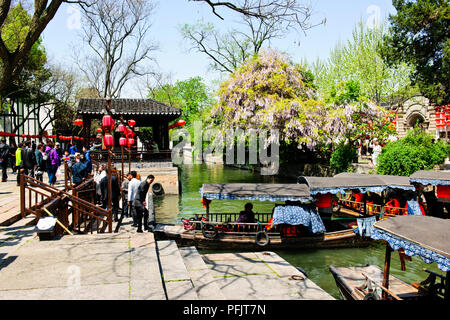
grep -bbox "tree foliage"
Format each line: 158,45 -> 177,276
330,142 -> 357,173
148,76 -> 214,126
377,128 -> 449,176
0,3 -> 48,102
312,21 -> 417,106
210,50 -> 395,151
209,50 -> 324,147
381,0 -> 450,105
76,0 -> 158,98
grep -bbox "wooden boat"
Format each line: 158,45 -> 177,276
330,215 -> 450,301
410,170 -> 450,218
331,172 -> 422,219
154,181 -> 375,250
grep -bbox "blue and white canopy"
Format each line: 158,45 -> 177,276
298,173 -> 415,196
272,205 -> 326,234
410,170 -> 450,186
371,216 -> 450,272
200,183 -> 313,203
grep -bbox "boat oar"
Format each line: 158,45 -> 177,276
42,208 -> 73,236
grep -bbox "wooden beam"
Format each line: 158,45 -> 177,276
382,244 -> 392,300
42,208 -> 73,236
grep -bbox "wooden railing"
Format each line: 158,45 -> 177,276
20,174 -> 112,234
338,199 -> 383,216
90,150 -> 172,163
189,212 -> 279,234
193,212 -> 273,223
382,205 -> 408,218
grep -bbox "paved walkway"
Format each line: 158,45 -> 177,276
0,227 -> 165,299
0,169 -> 335,300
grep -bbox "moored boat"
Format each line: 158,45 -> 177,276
410,170 -> 450,218
329,215 -> 450,300
154,181 -> 372,250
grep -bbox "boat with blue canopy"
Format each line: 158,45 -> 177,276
297,173 -> 424,240
329,215 -> 450,301
410,170 -> 450,218
154,182 -> 371,250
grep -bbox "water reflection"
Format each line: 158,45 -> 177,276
153,163 -> 443,300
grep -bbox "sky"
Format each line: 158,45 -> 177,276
40,0 -> 397,97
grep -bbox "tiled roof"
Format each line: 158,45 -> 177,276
77,98 -> 182,116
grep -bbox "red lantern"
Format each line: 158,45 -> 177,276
119,137 -> 127,146
74,119 -> 83,126
117,124 -> 125,133
102,115 -> 114,128
128,138 -> 135,146
128,119 -> 136,126
96,128 -> 103,133
103,134 -> 114,147
176,119 -> 186,127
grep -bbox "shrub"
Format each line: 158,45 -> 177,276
377,129 -> 449,176
330,143 -> 358,173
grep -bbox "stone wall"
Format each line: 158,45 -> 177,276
395,96 -> 438,138
135,166 -> 179,195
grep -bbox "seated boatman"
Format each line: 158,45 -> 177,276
235,203 -> 255,223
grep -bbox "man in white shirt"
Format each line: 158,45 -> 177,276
128,171 -> 141,227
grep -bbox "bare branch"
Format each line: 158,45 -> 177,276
76,0 -> 158,98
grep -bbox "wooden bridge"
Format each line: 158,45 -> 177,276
17,159 -> 127,236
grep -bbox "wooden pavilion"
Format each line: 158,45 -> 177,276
76,98 -> 182,151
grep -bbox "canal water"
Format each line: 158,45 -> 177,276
153,164 -> 442,299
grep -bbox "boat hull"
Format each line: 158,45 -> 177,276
329,264 -> 423,300
153,224 -> 371,250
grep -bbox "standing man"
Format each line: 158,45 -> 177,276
100,169 -> 120,221
133,175 -> 154,233
0,138 -> 10,182
23,141 -> 36,178
69,143 -> 77,155
71,150 -> 92,187
122,172 -> 132,219
127,171 -> 141,228
15,142 -> 23,186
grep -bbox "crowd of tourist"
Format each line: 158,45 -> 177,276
0,138 -> 155,232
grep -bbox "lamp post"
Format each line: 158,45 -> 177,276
102,97 -> 114,233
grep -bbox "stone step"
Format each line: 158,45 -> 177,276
129,233 -> 166,300
179,246 -> 226,300
0,215 -> 37,262
157,240 -> 198,300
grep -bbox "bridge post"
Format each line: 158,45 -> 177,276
20,174 -> 25,218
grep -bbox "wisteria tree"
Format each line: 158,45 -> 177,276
209,50 -> 396,154
209,50 -> 328,148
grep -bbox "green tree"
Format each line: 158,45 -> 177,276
382,0 -> 450,105
330,142 -> 358,173
313,20 -> 417,106
377,128 -> 449,176
0,3 -> 48,102
146,76 -> 214,147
